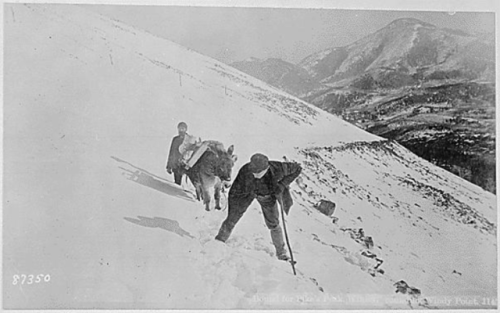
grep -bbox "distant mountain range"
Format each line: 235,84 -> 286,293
231,18 -> 496,193
232,18 -> 494,97
300,18 -> 494,89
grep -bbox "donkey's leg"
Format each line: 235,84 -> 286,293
187,171 -> 203,201
200,174 -> 215,211
214,178 -> 223,210
195,183 -> 203,202
202,187 -> 212,211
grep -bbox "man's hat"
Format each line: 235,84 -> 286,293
177,122 -> 187,129
249,153 -> 269,173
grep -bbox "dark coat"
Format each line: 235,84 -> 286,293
229,160 -> 302,214
166,134 -> 185,171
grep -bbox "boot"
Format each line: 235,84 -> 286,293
215,220 -> 234,242
270,226 -> 288,260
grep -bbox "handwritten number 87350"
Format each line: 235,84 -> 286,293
13,274 -> 50,285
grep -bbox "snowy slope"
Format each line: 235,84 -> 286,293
3,4 -> 497,309
230,57 -> 321,97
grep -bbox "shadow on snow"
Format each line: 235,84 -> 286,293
124,216 -> 195,239
111,156 -> 194,202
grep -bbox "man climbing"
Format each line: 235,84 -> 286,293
215,153 -> 302,261
166,122 -> 189,185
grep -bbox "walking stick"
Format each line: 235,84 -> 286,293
279,197 -> 296,276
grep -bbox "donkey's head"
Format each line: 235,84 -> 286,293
215,145 -> 237,182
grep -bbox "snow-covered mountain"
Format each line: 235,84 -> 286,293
230,18 -> 496,193
299,18 -> 495,87
232,18 -> 494,97
3,4 -> 497,309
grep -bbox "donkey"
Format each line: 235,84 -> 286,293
185,141 -> 237,211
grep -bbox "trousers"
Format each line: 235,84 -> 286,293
172,168 -> 184,185
215,194 -> 286,257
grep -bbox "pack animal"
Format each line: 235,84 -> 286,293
185,141 -> 237,211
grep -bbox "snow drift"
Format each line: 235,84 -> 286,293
3,4 -> 497,309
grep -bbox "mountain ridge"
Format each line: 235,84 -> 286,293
230,16 -> 496,193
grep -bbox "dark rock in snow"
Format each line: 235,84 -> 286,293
394,280 -> 421,296
314,199 -> 336,216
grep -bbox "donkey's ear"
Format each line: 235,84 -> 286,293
227,145 -> 234,155
232,155 -> 238,163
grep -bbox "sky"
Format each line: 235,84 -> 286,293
84,2 -> 496,64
